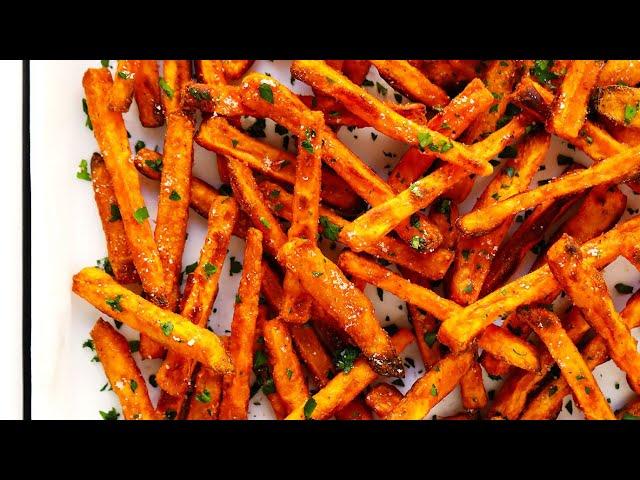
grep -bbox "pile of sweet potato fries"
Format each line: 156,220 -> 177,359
73,59 -> 640,420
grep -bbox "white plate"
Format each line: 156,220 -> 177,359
30,60 -> 640,419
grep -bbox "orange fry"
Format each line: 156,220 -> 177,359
109,60 -> 137,112
222,60 -> 254,81
133,60 -> 164,127
365,383 -> 403,419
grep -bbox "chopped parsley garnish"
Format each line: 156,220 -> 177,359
301,140 -> 314,154
134,140 -> 145,153
145,157 -> 163,172
229,257 -> 242,276
133,206 -> 149,224
259,217 -> 271,229
203,262 -> 217,278
423,331 -> 437,347
130,379 -> 138,393
376,82 -> 388,96
303,398 -> 317,419
615,283 -> 634,294
463,282 -> 474,294
530,60 -> 559,86
169,190 -> 181,201
129,340 -> 140,353
557,154 -> 573,165
258,83 -> 274,103
410,235 -> 426,251
97,257 -> 113,276
106,295 -> 123,312
161,321 -> 174,336
82,98 -> 93,130
430,384 -> 438,396
319,216 -> 342,241
82,339 -> 94,351
76,159 -> 91,181
158,77 -> 174,99
188,86 -> 212,102
335,345 -> 360,373
624,103 -> 638,125
196,388 -> 211,403
99,408 -> 120,420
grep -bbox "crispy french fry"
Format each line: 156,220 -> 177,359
218,228 -> 264,420
279,239 -> 402,377
457,145 -> 640,236
262,318 -> 309,413
195,60 -> 225,85
160,60 -> 191,115
83,68 -> 167,305
156,195 -> 238,395
90,153 -> 138,284
235,72 -> 442,251
448,132 -> 550,305
73,267 -> 231,372
459,360 -> 488,411
593,85 -> 640,128
477,324 -> 540,372
227,156 -> 287,257
518,306 -> 614,420
180,82 -> 246,116
289,324 -> 334,386
370,60 -> 449,108
365,383 -> 403,419
609,123 -> 640,146
617,397 -> 640,420
438,215 -> 640,352
259,180 -> 452,280
388,78 -> 494,193
109,60 -> 138,112
133,60 -> 164,127
285,329 -> 414,420
280,111 -> 324,324
342,60 -> 371,85
333,400 -> 373,420
547,234 -> 640,393
91,318 -> 158,420
222,60 -> 254,81
290,60 -> 489,175
386,350 -> 474,420
409,302 -> 441,370
185,365 -> 224,420
597,60 -> 640,87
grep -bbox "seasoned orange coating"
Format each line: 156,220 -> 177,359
109,60 -> 137,112
133,60 -> 164,127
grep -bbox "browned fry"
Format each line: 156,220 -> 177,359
226,156 -> 287,256
386,350 -> 475,420
91,318 -> 158,420
477,324 -> 540,372
388,78 -> 494,194
161,60 -> 191,115
289,324 -> 334,386
548,60 -> 603,138
218,228 -> 264,420
290,61 -> 488,175
448,132 -> 550,305
109,60 -> 137,112
547,234 -> 640,394
518,307 -> 614,420
459,360 -> 488,411
415,60 -> 482,90
133,60 -> 164,127
83,68 -> 167,305
593,85 -> 640,128
279,239 -> 402,377
340,113 -> 532,251
342,60 -> 371,85
73,267 -> 231,372
195,60 -> 225,85
488,307 -> 592,419
462,60 -> 521,142
522,292 -> 640,419
370,60 -> 450,108
180,82 -> 246,116
280,111 -> 324,324
438,215 -> 640,353
457,145 -> 640,236
365,383 -> 403,419
156,195 -> 238,396
185,365 -> 224,420
609,123 -> 640,147
597,60 -> 640,87
333,401 -> 373,420
259,180 -> 452,280
286,329 -> 414,420
617,397 -> 640,420
262,318 -> 309,413
409,303 -> 440,370
222,60 -> 254,81
90,153 -> 138,284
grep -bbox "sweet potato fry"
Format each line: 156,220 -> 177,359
91,318 -> 158,420
222,60 -> 254,81
180,82 -> 246,116
593,85 -> 640,128
185,364 -> 224,420
83,68 -> 167,305
333,400 -> 372,420
518,306 -> 614,420
109,60 -> 137,112
279,239 -> 402,377
386,350 -> 475,420
448,131 -> 550,305
289,323 -> 334,385
160,60 -> 191,115
236,72 -> 442,251
457,144 -> 640,236
280,111 -> 324,324
156,195 -> 238,395
438,215 -> 640,352
73,267 -> 231,371
290,60 -> 488,175
477,324 -> 539,372
597,60 -> 640,87
218,228 -> 264,420
617,397 -> 640,420
388,78 -> 494,193
608,123 -> 640,147
409,303 -> 441,370
259,180 -> 452,280
370,60 -> 449,109
342,60 -> 371,85
262,318 -> 309,413
285,329 -> 414,420
195,60 -> 225,85
547,234 -> 640,393
548,60 -> 604,139
459,360 -> 488,411
365,383 -> 403,419
133,60 -> 164,127
90,153 -> 138,284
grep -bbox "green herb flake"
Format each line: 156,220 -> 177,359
169,190 -> 181,201
335,345 -> 360,373
624,103 -> 638,125
99,407 -> 120,420
259,217 -> 271,229
319,216 -> 342,241
134,140 -> 146,153
158,77 -> 174,99
203,262 -> 217,278
161,321 -> 174,336
229,257 -> 242,276
423,331 -> 437,347
258,82 -> 274,103
303,398 -> 317,419
133,206 -> 149,224
196,388 -> 211,403
130,379 -> 138,393
615,283 -> 634,294
430,384 -> 438,396
106,295 -> 123,312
